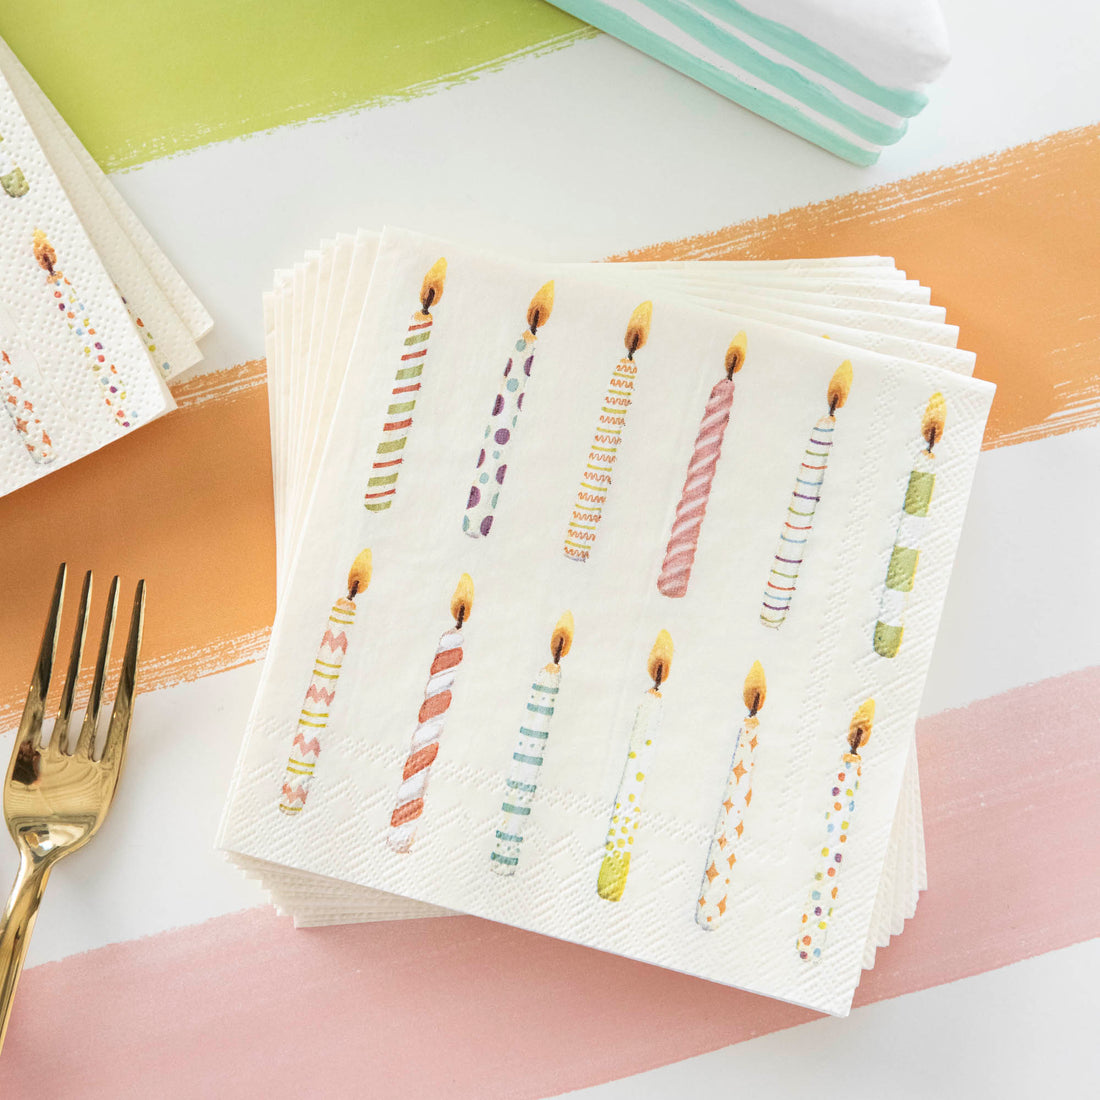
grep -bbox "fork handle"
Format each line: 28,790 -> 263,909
0,856 -> 51,1053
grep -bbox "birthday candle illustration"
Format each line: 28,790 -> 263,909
364,257 -> 447,512
33,230 -> 133,430
0,133 -> 28,197
874,393 -> 947,658
490,611 -> 574,875
597,629 -> 673,902
279,548 -> 372,815
564,301 -> 653,563
0,350 -> 54,465
658,332 -> 746,598
389,573 -> 474,853
696,660 -> 766,930
761,361 -> 853,628
119,289 -> 171,376
797,699 -> 874,962
464,281 -> 554,539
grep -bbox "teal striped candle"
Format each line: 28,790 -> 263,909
490,612 -> 573,875
364,257 -> 446,512
874,393 -> 946,658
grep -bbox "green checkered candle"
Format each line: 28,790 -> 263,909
874,393 -> 946,658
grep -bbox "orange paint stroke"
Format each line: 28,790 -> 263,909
0,359 -> 274,733
618,124 -> 1100,450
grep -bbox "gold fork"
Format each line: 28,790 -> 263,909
0,563 -> 145,1053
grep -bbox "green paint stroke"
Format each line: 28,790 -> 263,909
0,1 -> 593,171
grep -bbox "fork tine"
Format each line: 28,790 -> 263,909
12,563 -> 66,757
50,570 -> 92,754
100,580 -> 144,771
74,576 -> 119,759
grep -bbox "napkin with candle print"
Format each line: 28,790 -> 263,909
219,227 -> 991,1016
0,38 -> 211,497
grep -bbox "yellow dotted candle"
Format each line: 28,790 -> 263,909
597,629 -> 673,902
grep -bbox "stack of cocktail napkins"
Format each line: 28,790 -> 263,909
0,40 -> 211,498
219,227 -> 992,1016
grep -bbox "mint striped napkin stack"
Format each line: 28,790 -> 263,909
551,0 -> 951,164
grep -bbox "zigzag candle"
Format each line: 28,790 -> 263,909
597,629 -> 673,902
761,361 -> 852,628
1,350 -> 53,465
0,132 -> 28,197
464,281 -> 554,538
33,230 -> 133,430
389,573 -> 474,853
490,611 -> 574,875
874,393 -> 947,658
364,257 -> 447,512
797,699 -> 874,962
564,301 -> 652,563
696,660 -> 765,930
279,548 -> 372,815
658,332 -> 746,598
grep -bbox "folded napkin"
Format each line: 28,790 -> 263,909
550,0 -> 951,164
220,227 -> 991,1015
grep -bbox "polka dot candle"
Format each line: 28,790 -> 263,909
464,282 -> 554,539
597,630 -> 672,903
798,699 -> 874,962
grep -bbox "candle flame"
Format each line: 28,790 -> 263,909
647,629 -> 673,687
743,660 -> 766,715
725,331 -> 747,376
527,281 -> 555,333
420,257 -> 447,313
346,548 -> 373,599
922,392 -> 947,450
33,229 -> 57,276
550,610 -> 575,662
848,699 -> 875,753
624,301 -> 653,357
450,572 -> 475,626
827,360 -> 853,413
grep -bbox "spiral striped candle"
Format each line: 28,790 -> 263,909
33,230 -> 133,430
389,574 -> 474,853
658,332 -> 745,598
0,133 -> 28,197
364,257 -> 447,513
279,549 -> 372,815
0,351 -> 53,465
465,281 -> 554,539
564,301 -> 652,564
490,612 -> 574,875
798,699 -> 874,962
597,630 -> 672,902
874,393 -> 946,658
696,661 -> 765,930
761,361 -> 853,628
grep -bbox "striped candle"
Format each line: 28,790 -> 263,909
364,257 -> 447,513
389,573 -> 474,853
696,660 -> 765,931
0,133 -> 28,197
464,281 -> 554,539
874,393 -> 946,658
32,230 -> 133,430
798,699 -> 874,962
490,611 -> 574,875
658,332 -> 745,598
564,301 -> 653,564
1,350 -> 54,465
279,548 -> 372,815
597,629 -> 673,902
761,360 -> 853,628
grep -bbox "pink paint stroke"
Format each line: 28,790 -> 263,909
1,665 -> 1097,1099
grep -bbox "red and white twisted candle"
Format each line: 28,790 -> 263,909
657,332 -> 745,598
388,574 -> 474,853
